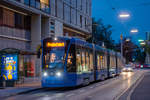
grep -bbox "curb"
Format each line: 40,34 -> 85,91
1,88 -> 43,99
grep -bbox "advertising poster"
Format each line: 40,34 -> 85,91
1,54 -> 18,80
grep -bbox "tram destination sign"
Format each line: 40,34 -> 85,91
46,42 -> 65,48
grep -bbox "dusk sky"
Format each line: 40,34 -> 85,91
92,0 -> 150,43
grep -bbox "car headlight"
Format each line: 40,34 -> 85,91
56,72 -> 61,77
128,68 -> 132,70
43,72 -> 48,77
123,68 -> 126,70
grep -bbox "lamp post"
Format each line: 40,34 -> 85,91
120,34 -> 123,58
118,12 -> 130,60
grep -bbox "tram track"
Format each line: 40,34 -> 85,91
3,69 -> 146,100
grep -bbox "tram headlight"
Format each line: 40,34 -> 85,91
54,37 -> 57,41
56,72 -> 61,77
43,72 -> 48,77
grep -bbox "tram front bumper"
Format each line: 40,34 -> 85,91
42,76 -> 77,87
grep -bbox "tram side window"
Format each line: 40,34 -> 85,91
110,56 -> 112,68
76,49 -> 82,73
89,52 -> 94,71
104,54 -> 107,69
101,55 -> 105,69
114,56 -> 116,68
44,53 -> 50,65
97,54 -> 100,70
67,44 -> 76,72
86,51 -> 90,71
82,50 -> 88,72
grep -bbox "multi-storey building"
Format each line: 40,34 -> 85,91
0,0 -> 92,80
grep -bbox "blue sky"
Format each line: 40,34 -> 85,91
92,0 -> 150,43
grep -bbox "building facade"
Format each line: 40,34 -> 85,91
145,32 -> 150,64
0,0 -> 92,80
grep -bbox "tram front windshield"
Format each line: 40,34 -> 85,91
44,48 -> 65,70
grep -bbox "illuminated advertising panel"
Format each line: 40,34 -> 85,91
1,54 -> 18,80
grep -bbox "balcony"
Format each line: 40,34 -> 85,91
0,26 -> 31,41
0,26 -> 31,50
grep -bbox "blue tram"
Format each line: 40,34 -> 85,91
41,37 -> 124,87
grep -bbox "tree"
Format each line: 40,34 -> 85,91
135,48 -> 146,64
115,37 -> 146,64
87,18 -> 115,50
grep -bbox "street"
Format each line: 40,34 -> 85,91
2,69 -> 148,100
0,0 -> 150,100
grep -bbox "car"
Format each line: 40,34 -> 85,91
122,67 -> 133,72
135,64 -> 141,68
143,64 -> 150,68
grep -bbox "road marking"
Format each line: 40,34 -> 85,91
127,74 -> 145,100
66,93 -> 75,97
90,86 -> 94,89
114,72 -> 145,100
79,89 -> 85,93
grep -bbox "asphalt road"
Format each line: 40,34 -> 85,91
3,69 -> 148,100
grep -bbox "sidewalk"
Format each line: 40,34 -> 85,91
0,78 -> 42,98
130,72 -> 150,100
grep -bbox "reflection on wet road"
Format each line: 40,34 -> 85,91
4,69 -> 148,100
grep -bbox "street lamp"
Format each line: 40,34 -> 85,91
119,13 -> 130,18
138,39 -> 144,42
140,42 -> 146,45
130,29 -> 138,33
119,14 -> 130,18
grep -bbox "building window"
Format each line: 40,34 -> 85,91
24,0 -> 30,5
3,8 -> 14,27
24,0 -> 50,13
64,4 -> 71,23
55,0 -> 57,17
24,16 -> 31,30
80,15 -> 82,27
0,7 -> 3,25
15,13 -> 24,29
0,7 -> 31,30
85,18 -> 87,28
40,0 -> 49,5
77,0 -> 82,10
71,8 -> 76,24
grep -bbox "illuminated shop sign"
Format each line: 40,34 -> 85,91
46,42 -> 65,47
1,54 -> 18,80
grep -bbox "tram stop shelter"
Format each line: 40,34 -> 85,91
0,48 -> 36,87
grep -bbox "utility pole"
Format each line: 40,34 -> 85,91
120,34 -> 123,59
